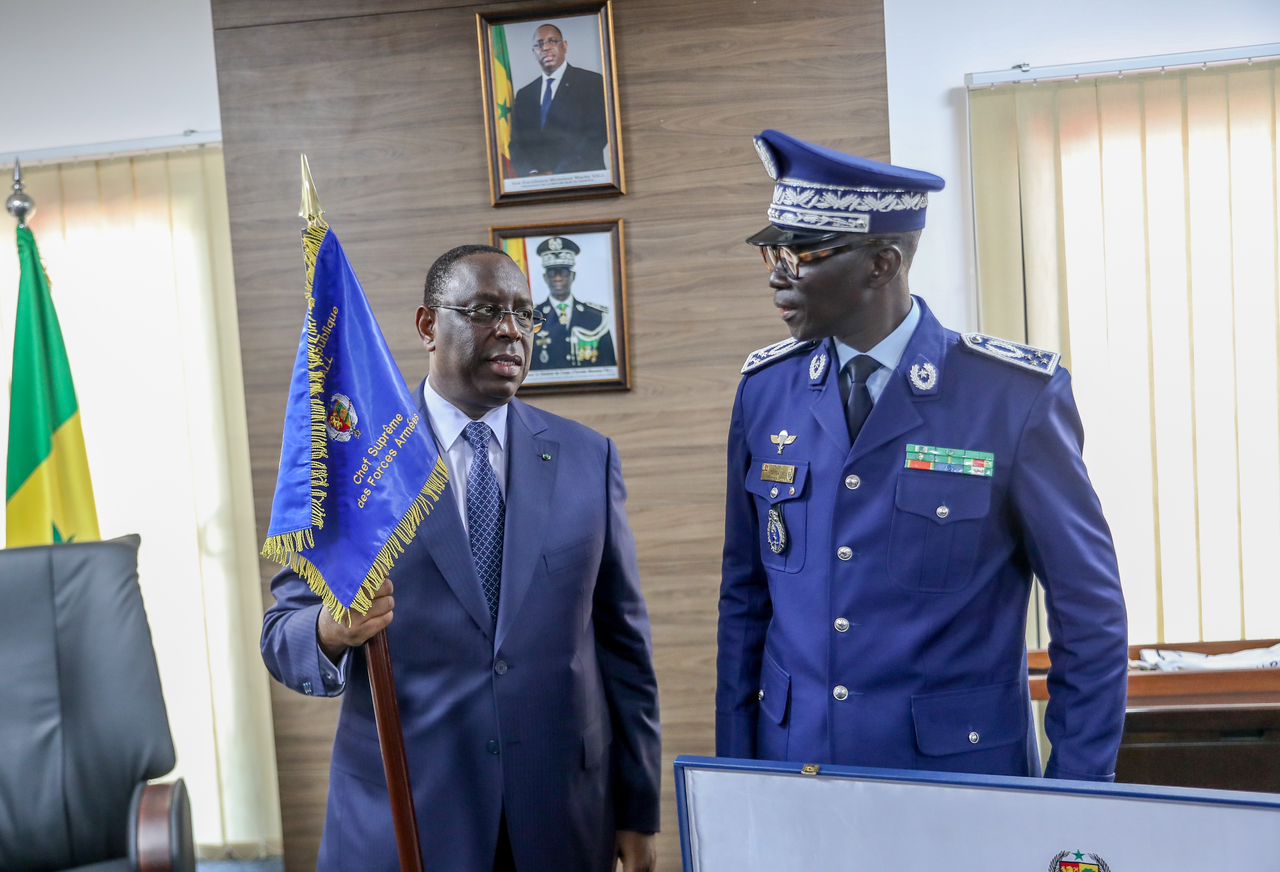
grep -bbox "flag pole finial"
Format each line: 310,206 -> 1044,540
6,159 -> 36,228
299,154 -> 325,227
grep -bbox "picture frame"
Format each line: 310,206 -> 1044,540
476,1 -> 625,206
492,219 -> 631,393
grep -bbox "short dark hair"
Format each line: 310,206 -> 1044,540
423,244 -> 507,307
534,23 -> 564,40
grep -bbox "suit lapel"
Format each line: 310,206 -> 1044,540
412,382 -> 493,642
496,400 -> 557,649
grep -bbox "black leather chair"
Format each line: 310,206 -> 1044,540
0,534 -> 195,871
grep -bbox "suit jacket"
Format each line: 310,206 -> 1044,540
262,394 -> 660,871
509,64 -> 608,176
716,297 -> 1128,781
534,297 -> 617,369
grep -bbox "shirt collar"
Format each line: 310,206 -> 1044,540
833,296 -> 920,374
543,63 -> 566,85
422,377 -> 509,451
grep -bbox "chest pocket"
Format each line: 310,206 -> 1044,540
744,459 -> 809,573
888,472 -> 991,592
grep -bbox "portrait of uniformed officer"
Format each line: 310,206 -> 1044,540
716,129 -> 1129,782
532,236 -> 617,370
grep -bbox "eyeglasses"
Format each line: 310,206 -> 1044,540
436,304 -> 545,334
532,38 -> 564,49
759,240 -> 866,276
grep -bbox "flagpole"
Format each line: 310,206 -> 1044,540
300,156 -> 425,872
6,159 -> 35,226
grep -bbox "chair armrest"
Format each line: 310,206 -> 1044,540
128,779 -> 195,872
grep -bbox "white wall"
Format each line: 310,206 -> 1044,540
1,0 -> 221,157
883,0 -> 1280,332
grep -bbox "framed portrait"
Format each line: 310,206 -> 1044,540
476,2 -> 624,206
492,219 -> 630,393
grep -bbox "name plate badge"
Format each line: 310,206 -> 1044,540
760,463 -> 797,484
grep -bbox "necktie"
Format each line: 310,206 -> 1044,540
462,422 -> 504,620
845,355 -> 880,442
540,77 -> 555,129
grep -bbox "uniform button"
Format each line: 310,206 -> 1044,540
494,659 -> 508,675
837,546 -> 853,561
936,505 -> 950,520
769,486 -> 779,499
833,685 -> 849,701
968,731 -> 980,745
758,689 -> 766,701
844,475 -> 861,490
834,617 -> 850,633
487,739 -> 500,755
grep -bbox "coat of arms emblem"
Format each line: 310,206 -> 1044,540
326,394 -> 358,442
1049,850 -> 1111,872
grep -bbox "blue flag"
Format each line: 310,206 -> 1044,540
262,220 -> 448,621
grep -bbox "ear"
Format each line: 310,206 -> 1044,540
869,244 -> 904,288
415,305 -> 438,352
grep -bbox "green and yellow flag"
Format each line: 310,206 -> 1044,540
6,225 -> 99,546
491,24 -> 516,176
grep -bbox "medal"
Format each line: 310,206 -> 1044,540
766,505 -> 788,554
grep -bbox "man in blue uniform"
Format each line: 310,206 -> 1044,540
532,236 -> 616,370
716,130 -> 1128,781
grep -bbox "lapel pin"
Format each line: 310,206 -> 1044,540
540,453 -> 552,461
770,429 -> 797,455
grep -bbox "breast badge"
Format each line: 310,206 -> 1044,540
770,429 -> 798,455
766,506 -> 788,554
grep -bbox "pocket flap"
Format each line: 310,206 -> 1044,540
758,650 -> 791,725
895,472 -> 990,523
911,680 -> 1026,757
745,460 -> 809,503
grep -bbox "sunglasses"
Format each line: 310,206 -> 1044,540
759,238 -> 888,276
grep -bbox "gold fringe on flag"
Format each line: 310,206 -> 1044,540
263,455 -> 450,625
301,219 -> 331,529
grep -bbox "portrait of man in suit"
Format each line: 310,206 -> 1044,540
261,244 -> 660,871
507,21 -> 610,178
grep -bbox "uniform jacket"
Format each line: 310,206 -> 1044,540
716,297 -> 1128,781
510,64 -> 609,177
534,296 -> 617,369
262,394 -> 660,871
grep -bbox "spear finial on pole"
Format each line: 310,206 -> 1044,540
6,159 -> 36,228
299,154 -> 326,228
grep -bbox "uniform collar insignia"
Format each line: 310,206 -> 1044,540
907,354 -> 939,395
809,350 -> 829,384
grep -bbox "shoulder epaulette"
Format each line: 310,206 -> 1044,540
580,300 -> 609,313
961,332 -> 1060,377
741,338 -> 819,375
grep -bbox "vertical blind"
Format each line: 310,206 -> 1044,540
0,148 -> 282,856
969,60 -> 1280,645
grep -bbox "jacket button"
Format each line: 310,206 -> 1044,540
936,505 -> 951,520
837,546 -> 853,561
844,475 -> 861,490
832,685 -> 849,701
769,486 -> 779,499
487,739 -> 500,755
968,731 -> 980,744
758,689 -> 766,701
834,617 -> 850,633
494,659 -> 508,675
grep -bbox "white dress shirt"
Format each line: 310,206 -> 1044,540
833,297 -> 921,404
421,376 -> 508,534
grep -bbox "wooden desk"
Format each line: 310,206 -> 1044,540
1029,640 -> 1280,792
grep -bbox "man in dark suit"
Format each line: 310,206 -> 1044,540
508,23 -> 609,177
261,244 -> 659,871
532,236 -> 617,370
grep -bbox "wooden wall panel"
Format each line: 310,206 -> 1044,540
213,1 -> 889,867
